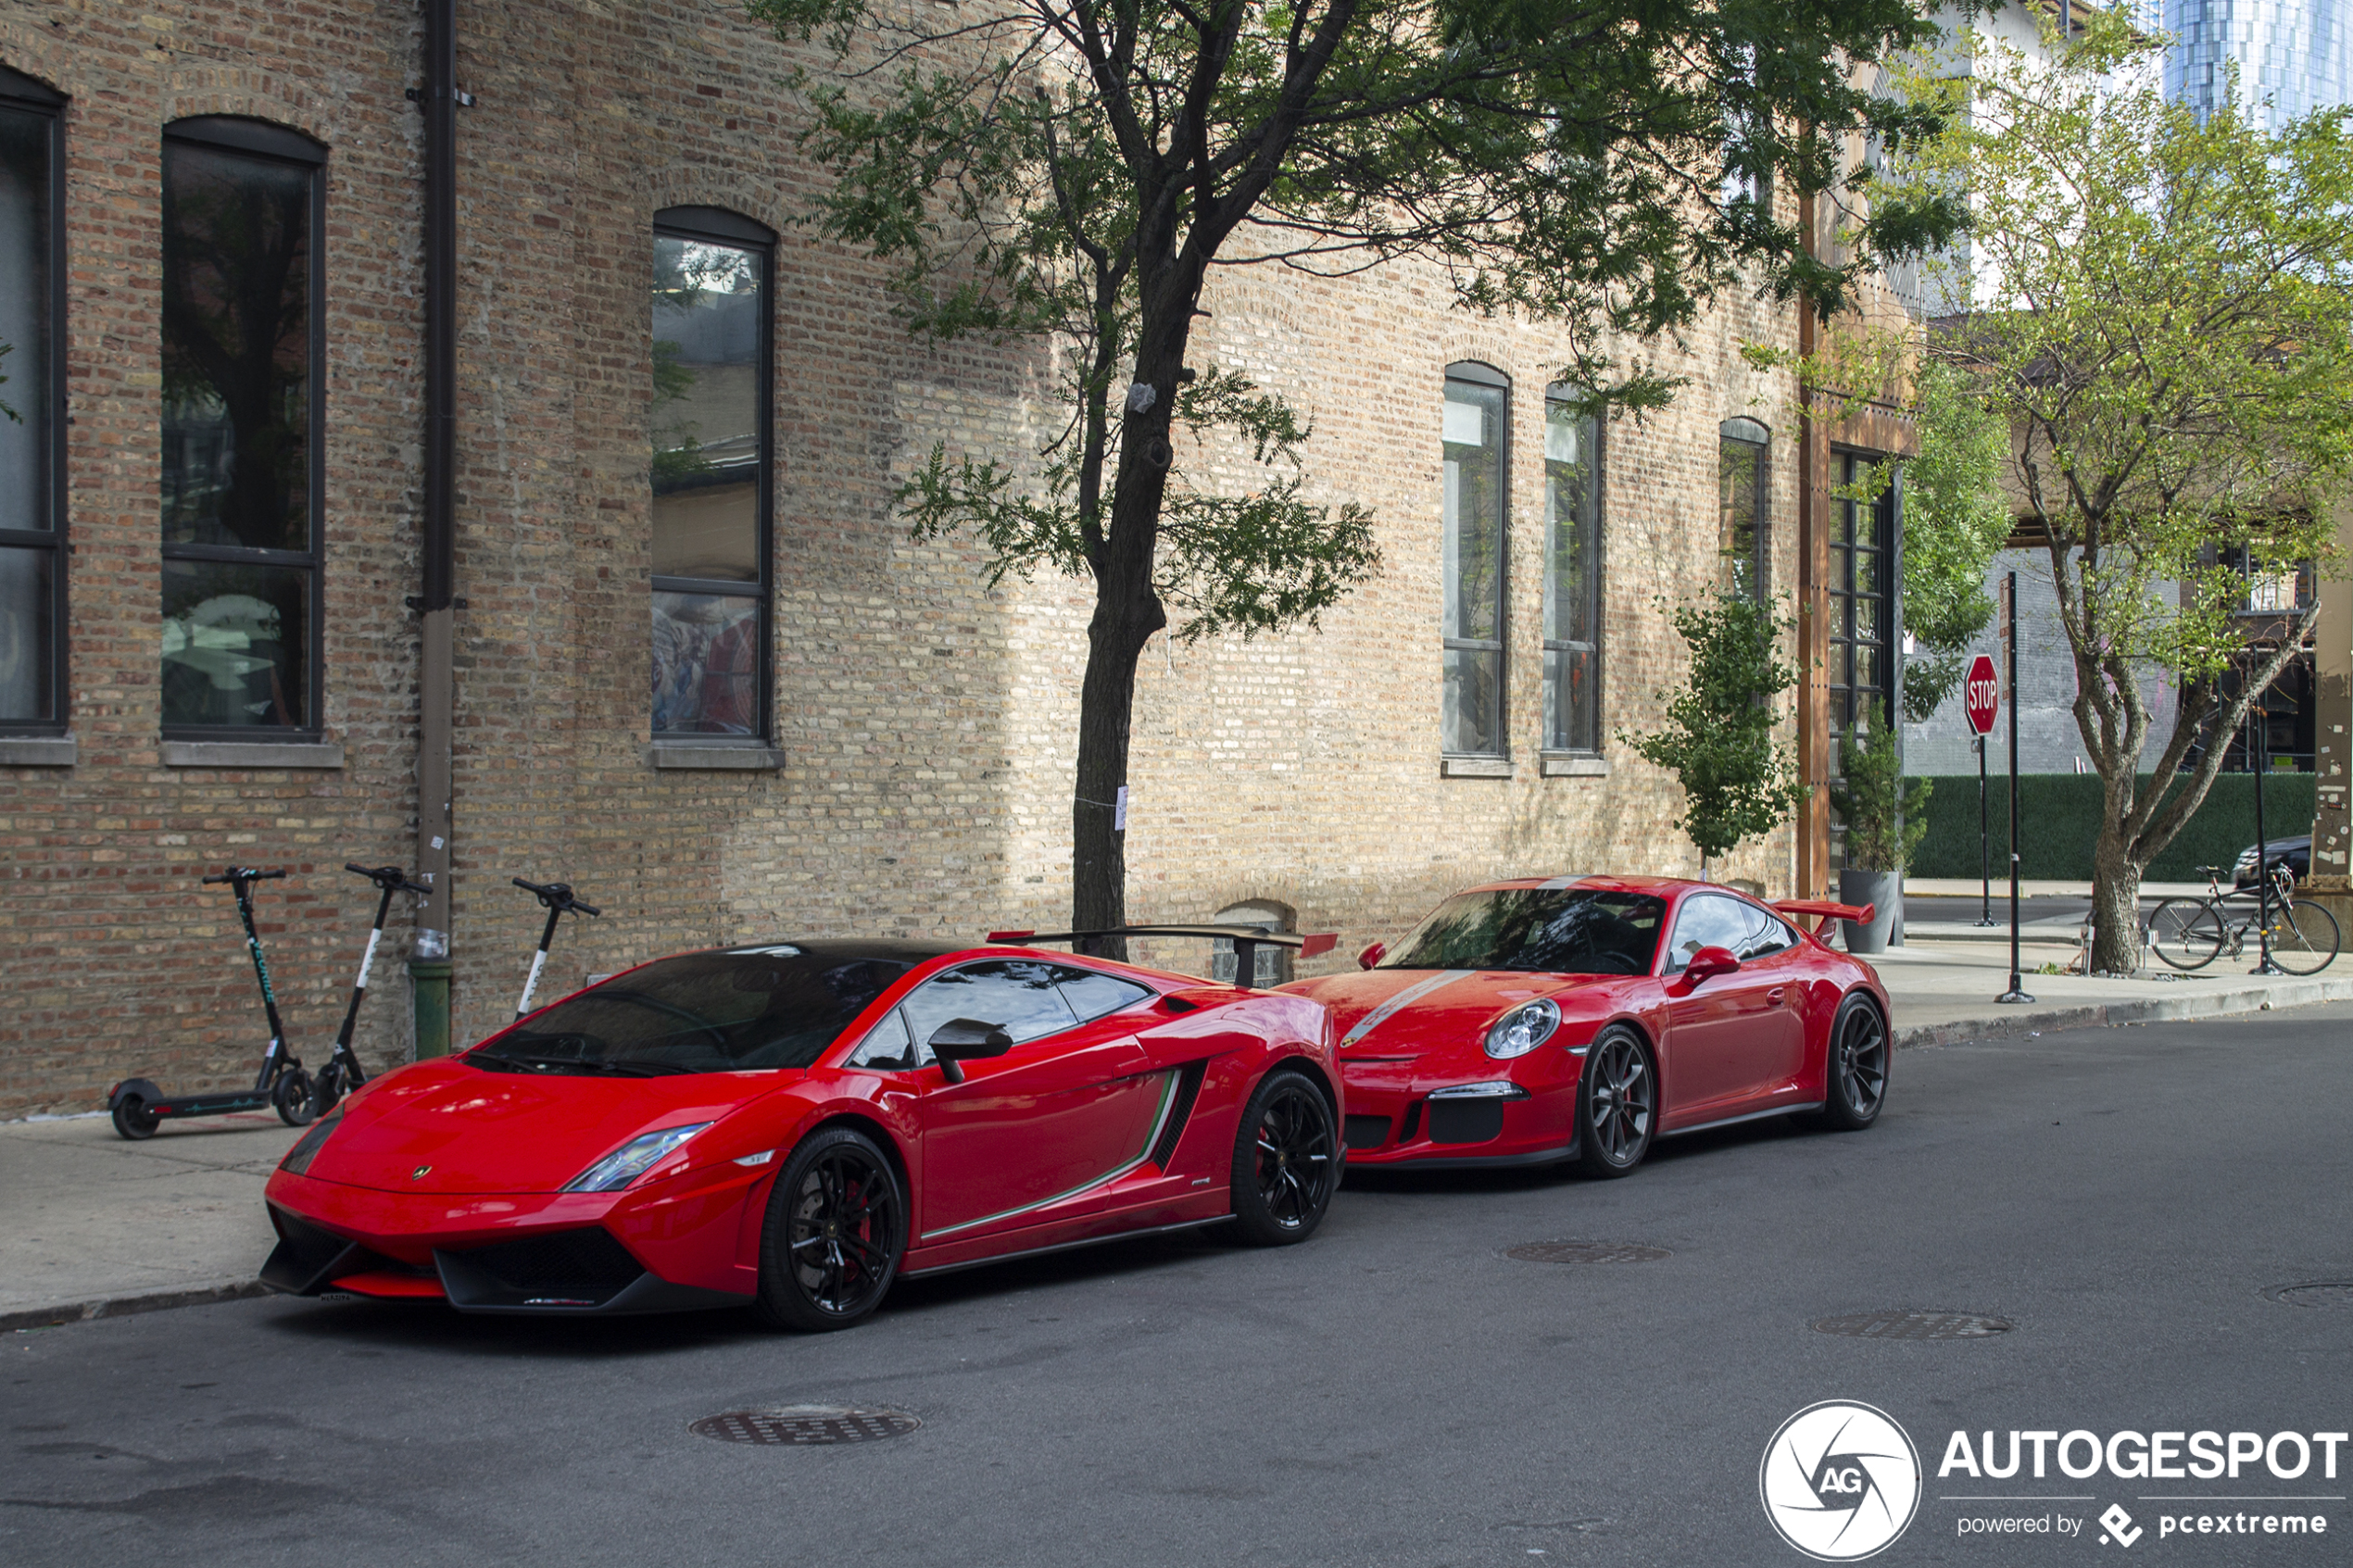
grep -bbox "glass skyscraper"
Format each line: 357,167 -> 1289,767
2159,0 -> 2353,128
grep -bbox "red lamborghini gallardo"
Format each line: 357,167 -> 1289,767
1280,877 -> 1889,1177
261,929 -> 1340,1330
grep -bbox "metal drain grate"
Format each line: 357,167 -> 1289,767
690,1406 -> 921,1446
1812,1310 -> 2013,1340
1504,1240 -> 1671,1265
2267,1281 -> 2353,1309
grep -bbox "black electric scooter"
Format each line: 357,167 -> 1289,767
108,863 -> 422,1140
511,877 -> 600,1020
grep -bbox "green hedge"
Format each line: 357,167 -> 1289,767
1912,771 -> 2317,882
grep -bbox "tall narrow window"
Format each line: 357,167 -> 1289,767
650,207 -> 773,740
0,68 -> 65,732
1441,363 -> 1507,757
1718,418 -> 1769,599
1542,386 -> 1602,754
1829,451 -> 1895,733
159,119 -> 325,734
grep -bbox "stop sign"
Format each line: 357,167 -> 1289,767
1964,654 -> 2000,735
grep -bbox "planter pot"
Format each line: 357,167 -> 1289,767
1838,868 -> 1900,954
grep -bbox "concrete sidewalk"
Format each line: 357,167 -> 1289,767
5,942 -> 2345,1334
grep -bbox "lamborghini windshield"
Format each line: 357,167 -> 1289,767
470,941 -> 947,1076
1381,888 -> 1667,975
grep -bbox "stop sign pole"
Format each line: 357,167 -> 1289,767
1965,653 -> 2000,926
1995,573 -> 2034,1005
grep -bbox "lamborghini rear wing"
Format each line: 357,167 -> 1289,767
1771,899 -> 1874,936
987,924 -> 1338,982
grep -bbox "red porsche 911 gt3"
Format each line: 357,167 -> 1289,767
260,929 -> 1340,1331
1279,877 -> 1889,1177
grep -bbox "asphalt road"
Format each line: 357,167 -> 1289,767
8,1004 -> 2351,1567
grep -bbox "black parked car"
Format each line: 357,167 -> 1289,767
2233,835 -> 2311,889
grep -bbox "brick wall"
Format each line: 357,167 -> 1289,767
0,0 -> 1826,1116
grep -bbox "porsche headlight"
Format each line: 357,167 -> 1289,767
563,1123 -> 712,1193
279,1108 -> 342,1176
1483,998 -> 1562,1059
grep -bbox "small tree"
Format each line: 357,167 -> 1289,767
752,0 -> 1966,945
1881,15 -> 2353,971
1896,358 -> 2011,721
1827,699 -> 1930,873
1621,589 -> 1806,877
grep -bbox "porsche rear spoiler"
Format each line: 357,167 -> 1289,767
1771,899 -> 1873,935
987,924 -> 1339,983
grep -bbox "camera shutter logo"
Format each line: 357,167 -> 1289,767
1759,1400 -> 1922,1561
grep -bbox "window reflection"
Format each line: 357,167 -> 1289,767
1544,389 -> 1601,753
652,591 -> 759,734
1,88 -> 59,726
1442,369 -> 1507,757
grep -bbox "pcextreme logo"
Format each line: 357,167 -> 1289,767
1760,1400 -> 1924,1562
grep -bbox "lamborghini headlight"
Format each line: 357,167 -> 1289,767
1483,998 -> 1562,1059
563,1122 -> 711,1193
279,1108 -> 343,1176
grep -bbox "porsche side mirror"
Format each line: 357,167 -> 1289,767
928,1018 -> 1013,1085
1356,942 -> 1387,971
1682,946 -> 1741,985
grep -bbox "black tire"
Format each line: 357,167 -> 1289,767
271,1068 -> 316,1127
751,1126 -> 906,1332
1807,994 -> 1889,1131
1227,1070 -> 1338,1246
111,1094 -> 159,1141
2265,899 -> 2339,976
2147,897 -> 2224,971
1572,1025 -> 1655,1178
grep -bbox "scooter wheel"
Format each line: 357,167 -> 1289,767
111,1094 -> 160,1141
271,1070 -> 317,1128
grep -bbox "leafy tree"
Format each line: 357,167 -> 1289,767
1895,358 -> 2010,721
752,0 -> 1967,942
1879,13 -> 2353,970
1620,589 -> 1806,874
1827,698 -> 1930,872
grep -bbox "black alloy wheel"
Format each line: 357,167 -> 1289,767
753,1126 -> 906,1332
1227,1071 -> 1337,1246
110,1093 -> 159,1141
1572,1025 -> 1655,1178
271,1068 -> 317,1128
1809,994 -> 1888,1131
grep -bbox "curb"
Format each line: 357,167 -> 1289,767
1895,975 -> 2353,1049
3,1278 -> 271,1334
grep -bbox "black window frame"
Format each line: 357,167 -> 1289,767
1718,417 -> 1770,601
1441,359 -> 1510,759
649,204 -> 775,746
157,116 -> 329,740
0,66 -> 68,735
1542,383 -> 1604,756
1828,448 -> 1897,736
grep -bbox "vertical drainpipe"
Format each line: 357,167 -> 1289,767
1795,184 -> 1826,900
409,0 -> 459,1056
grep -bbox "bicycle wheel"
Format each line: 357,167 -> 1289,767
2265,898 -> 2339,976
2146,897 -> 2224,970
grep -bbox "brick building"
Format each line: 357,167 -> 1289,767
0,2 -> 1908,1117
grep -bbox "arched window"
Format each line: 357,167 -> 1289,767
650,206 -> 774,743
0,65 -> 65,735
1543,385 -> 1602,754
1718,417 -> 1769,599
159,117 -> 328,735
1210,898 -> 1296,986
1442,362 -> 1508,758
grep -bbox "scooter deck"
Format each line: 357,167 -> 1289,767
140,1088 -> 276,1120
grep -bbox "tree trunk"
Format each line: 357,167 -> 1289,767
1070,592 -> 1162,957
2088,818 -> 2145,974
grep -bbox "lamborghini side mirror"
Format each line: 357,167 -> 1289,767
928,1018 -> 1013,1085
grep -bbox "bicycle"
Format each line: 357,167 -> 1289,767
2145,862 -> 2339,975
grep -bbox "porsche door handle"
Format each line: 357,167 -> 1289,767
1766,987 -> 1787,1004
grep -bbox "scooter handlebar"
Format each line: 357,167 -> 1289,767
513,876 -> 600,917
203,868 -> 286,885
346,861 -> 434,897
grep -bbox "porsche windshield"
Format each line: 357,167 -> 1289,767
1382,888 -> 1667,975
472,943 -> 934,1075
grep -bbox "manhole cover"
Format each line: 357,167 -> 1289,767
2267,1281 -> 2353,1309
690,1406 -> 920,1446
1504,1240 -> 1671,1265
1811,1310 -> 2013,1340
